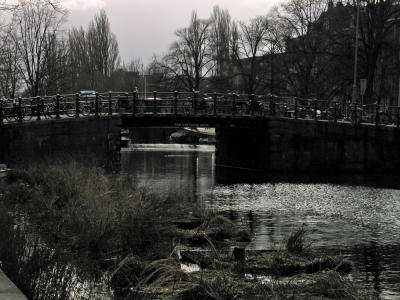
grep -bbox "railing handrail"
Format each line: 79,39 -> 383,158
0,91 -> 399,128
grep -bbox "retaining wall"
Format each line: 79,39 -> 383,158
216,118 -> 400,174
0,117 -> 121,172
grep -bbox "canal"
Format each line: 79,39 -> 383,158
121,143 -> 400,299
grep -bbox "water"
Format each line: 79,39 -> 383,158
121,144 -> 400,299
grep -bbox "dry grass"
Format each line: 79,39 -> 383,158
285,225 -> 311,255
0,160 -> 193,298
0,203 -> 79,299
2,160 -> 185,262
0,161 -> 360,299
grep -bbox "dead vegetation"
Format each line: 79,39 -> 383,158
112,217 -> 358,300
0,162 -> 360,299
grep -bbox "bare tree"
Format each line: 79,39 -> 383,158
0,0 -> 64,11
159,11 -> 214,91
11,0 -> 65,96
42,33 -> 69,94
0,26 -> 20,97
271,0 -> 333,98
230,16 -> 270,94
356,0 -> 400,103
67,9 -> 120,91
87,9 -> 120,88
67,27 -> 89,91
209,5 -> 232,91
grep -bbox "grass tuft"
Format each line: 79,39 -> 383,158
286,225 -> 311,255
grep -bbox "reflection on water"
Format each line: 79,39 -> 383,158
121,144 -> 215,202
121,144 -> 400,299
208,184 -> 400,299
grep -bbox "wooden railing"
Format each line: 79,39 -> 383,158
1,91 -> 399,127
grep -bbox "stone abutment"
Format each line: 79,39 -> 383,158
0,117 -> 121,172
215,118 -> 400,174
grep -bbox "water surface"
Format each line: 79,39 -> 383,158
121,144 -> 400,299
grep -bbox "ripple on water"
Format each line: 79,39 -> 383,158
204,182 -> 400,298
206,183 -> 400,243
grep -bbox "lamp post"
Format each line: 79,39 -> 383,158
352,0 -> 361,104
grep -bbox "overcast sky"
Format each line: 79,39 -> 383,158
63,0 -> 283,66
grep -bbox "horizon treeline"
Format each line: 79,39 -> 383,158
1,0 -> 400,104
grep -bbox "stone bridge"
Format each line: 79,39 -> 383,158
1,91 -> 400,174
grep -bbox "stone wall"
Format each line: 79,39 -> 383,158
216,118 -> 400,174
0,117 -> 121,172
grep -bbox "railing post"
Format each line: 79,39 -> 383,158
193,90 -> 198,115
0,98 -> 3,125
17,97 -> 23,122
36,96 -> 41,120
250,94 -> 255,115
108,91 -> 113,115
334,101 -> 337,123
354,103 -> 358,125
95,92 -> 99,118
132,89 -> 137,114
56,94 -> 60,119
213,92 -> 217,116
314,99 -> 318,120
153,91 -> 157,115
375,102 -> 379,126
124,93 -> 129,114
294,97 -> 298,120
232,93 -> 237,116
75,93 -> 80,117
397,106 -> 400,128
174,91 -> 178,115
269,95 -> 276,116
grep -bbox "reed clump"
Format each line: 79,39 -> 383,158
113,227 -> 358,299
286,225 -> 312,255
0,160 -> 199,298
0,202 -> 79,299
116,254 -> 357,300
2,161 -> 185,263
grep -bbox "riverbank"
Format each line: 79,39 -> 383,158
0,161 -> 360,299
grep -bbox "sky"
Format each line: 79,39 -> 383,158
63,0 -> 283,66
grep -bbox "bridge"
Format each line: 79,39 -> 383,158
1,91 -> 398,126
1,91 -> 400,174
